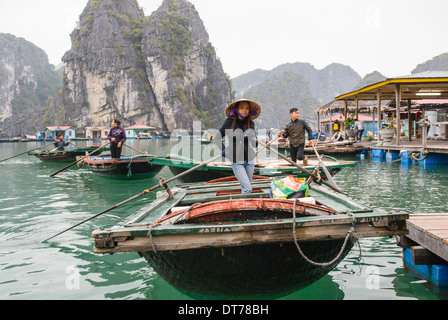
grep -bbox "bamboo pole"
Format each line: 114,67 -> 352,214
123,143 -> 151,156
41,152 -> 225,243
41,135 -> 284,242
49,142 -> 111,177
255,138 -> 347,195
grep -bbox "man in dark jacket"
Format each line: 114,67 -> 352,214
279,108 -> 313,164
54,134 -> 70,151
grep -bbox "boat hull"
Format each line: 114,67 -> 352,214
167,165 -> 343,183
92,179 -> 408,300
29,146 -> 109,163
141,240 -> 353,299
148,155 -> 355,183
85,156 -> 164,180
304,146 -> 366,156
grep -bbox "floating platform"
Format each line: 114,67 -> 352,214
397,214 -> 448,287
370,139 -> 448,165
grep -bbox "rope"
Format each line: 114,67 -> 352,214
411,152 -> 429,162
148,228 -> 158,254
291,199 -> 358,267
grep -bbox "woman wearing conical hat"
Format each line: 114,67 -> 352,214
219,99 -> 261,194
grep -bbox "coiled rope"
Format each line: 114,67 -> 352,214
291,199 -> 358,267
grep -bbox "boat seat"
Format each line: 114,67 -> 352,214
295,197 -> 316,205
216,188 -> 263,196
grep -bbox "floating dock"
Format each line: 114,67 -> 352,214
398,214 -> 448,287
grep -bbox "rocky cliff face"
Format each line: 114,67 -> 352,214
0,33 -> 62,136
142,0 -> 231,130
62,0 -> 156,128
62,0 -> 231,131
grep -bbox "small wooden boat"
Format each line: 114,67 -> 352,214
28,145 -> 110,163
83,155 -> 164,180
92,177 -> 408,299
304,142 -> 367,156
147,154 -> 358,183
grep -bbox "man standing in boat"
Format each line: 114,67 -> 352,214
279,108 -> 314,165
108,118 -> 127,161
220,99 -> 261,194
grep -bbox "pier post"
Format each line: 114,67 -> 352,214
407,100 -> 412,141
395,84 -> 401,146
377,93 -> 382,142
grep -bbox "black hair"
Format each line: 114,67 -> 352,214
289,108 -> 299,114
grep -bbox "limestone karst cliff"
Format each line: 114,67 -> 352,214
62,0 -> 232,131
0,33 -> 62,136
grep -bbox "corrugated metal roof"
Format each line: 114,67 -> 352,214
393,71 -> 448,79
335,71 -> 448,101
125,125 -> 156,129
45,126 -> 72,131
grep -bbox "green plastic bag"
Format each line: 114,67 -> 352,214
270,176 -> 309,199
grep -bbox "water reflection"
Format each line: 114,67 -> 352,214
1,142 -> 448,299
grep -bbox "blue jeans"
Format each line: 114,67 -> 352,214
231,161 -> 255,194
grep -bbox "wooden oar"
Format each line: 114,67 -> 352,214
123,143 -> 151,156
49,142 -> 111,178
311,143 -> 339,189
256,138 -> 347,195
68,141 -> 82,149
41,152 -> 225,243
0,141 -> 56,163
256,136 -> 279,155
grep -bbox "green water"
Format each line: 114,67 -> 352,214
0,140 -> 447,300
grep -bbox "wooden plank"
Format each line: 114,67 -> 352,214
409,215 -> 448,220
406,222 -> 448,262
411,246 -> 448,265
94,221 -> 408,254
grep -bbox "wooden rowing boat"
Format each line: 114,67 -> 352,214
83,155 -> 165,180
28,145 -> 109,163
304,143 -> 367,156
92,177 -> 408,299
147,154 -> 358,183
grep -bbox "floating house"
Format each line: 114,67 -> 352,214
320,114 -> 376,138
315,100 -> 389,138
85,127 -> 108,140
125,125 -> 156,139
44,126 -> 76,140
333,71 -> 448,164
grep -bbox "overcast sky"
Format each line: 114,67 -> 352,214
0,0 -> 447,79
